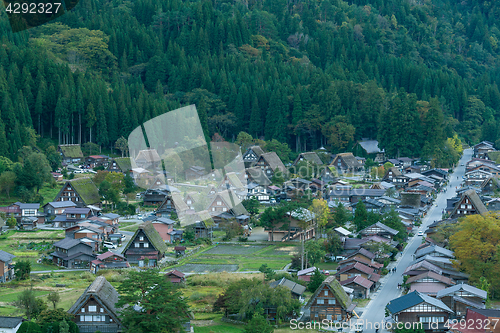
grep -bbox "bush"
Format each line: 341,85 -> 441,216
238,236 -> 248,242
381,268 -> 389,275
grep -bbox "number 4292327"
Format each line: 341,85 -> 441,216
5,2 -> 62,14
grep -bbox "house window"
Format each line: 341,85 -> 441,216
212,207 -> 215,212
135,243 -> 139,248
100,308 -> 104,313
223,208 -> 227,212
89,305 -> 97,312
80,315 -> 84,321
327,314 -> 332,321
217,201 -> 222,206
317,299 -> 324,304
144,243 -> 149,248
85,315 -> 92,322
337,315 -> 342,321
139,236 -> 144,241
81,308 -> 85,312
93,315 -> 101,321
328,299 -> 336,305
324,291 -> 328,296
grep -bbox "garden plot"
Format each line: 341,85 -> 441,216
176,264 -> 239,273
203,245 -> 267,255
260,246 -> 299,256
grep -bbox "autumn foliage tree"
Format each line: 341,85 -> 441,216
449,213 -> 500,297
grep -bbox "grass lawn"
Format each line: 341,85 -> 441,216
120,224 -> 140,232
175,244 -> 294,272
38,183 -> 64,205
316,262 -> 338,271
118,222 -> 137,228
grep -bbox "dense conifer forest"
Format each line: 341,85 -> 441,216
1,0 -> 500,164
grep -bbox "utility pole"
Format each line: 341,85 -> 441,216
301,232 -> 305,270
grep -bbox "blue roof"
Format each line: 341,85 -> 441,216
386,291 -> 452,314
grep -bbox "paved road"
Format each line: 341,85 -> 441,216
357,148 -> 472,333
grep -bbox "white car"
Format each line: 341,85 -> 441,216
73,170 -> 84,174
103,241 -> 117,249
417,231 -> 424,236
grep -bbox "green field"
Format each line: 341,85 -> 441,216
171,244 -> 296,272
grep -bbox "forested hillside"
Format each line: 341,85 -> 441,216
1,0 -> 500,164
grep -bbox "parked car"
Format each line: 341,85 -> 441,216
103,241 -> 117,249
417,231 -> 424,236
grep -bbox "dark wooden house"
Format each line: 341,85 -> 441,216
53,178 -> 101,208
436,284 -> 487,318
123,221 -> 167,267
386,291 -> 453,332
68,276 -> 124,333
306,276 -> 356,322
51,238 -> 95,268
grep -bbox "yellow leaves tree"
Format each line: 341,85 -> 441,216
309,198 -> 330,239
449,212 -> 500,296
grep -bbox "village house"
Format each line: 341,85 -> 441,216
85,155 -> 109,169
330,153 -> 363,174
269,277 -> 306,301
336,262 -> 381,288
165,269 -> 186,284
151,217 -> 176,243
51,238 -> 95,268
0,317 -> 24,333
123,221 -> 167,267
327,188 -> 387,205
107,157 -> 133,176
207,190 -> 248,223
184,166 -> 206,180
306,276 -> 356,322
415,245 -> 455,260
0,250 -> 15,283
53,178 -> 101,208
254,152 -> 287,178
481,177 -> 499,195
156,192 -> 188,218
473,141 -> 496,159
265,207 -> 315,242
242,146 -> 265,168
453,308 -> 500,333
382,167 -> 410,188
449,189 -> 488,219
91,252 -> 129,274
340,276 -> 373,299
68,276 -> 124,333
245,167 -> 271,186
58,144 -> 84,164
436,284 -> 487,318
293,152 -> 324,166
406,271 -> 456,296
297,267 -> 317,282
386,291 -> 453,332
43,201 -> 77,218
353,139 -> 386,162
337,256 -> 383,273
134,149 -> 161,170
358,222 -> 399,240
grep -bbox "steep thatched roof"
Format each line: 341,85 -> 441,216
294,152 -> 324,165
124,221 -> 167,255
68,276 -> 123,326
259,152 -> 287,174
111,157 -> 132,172
306,276 -> 352,310
450,189 -> 488,217
246,167 -> 271,186
59,144 -> 83,159
332,153 -> 361,170
61,178 -> 100,205
136,149 -> 161,162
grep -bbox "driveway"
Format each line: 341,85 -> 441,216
354,148 -> 472,333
